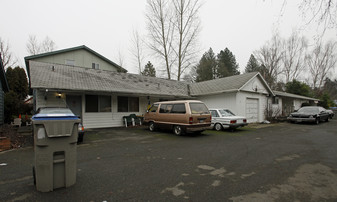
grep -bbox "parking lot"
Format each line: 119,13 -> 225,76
1,119 -> 337,202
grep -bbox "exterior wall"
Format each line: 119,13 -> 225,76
236,92 -> 268,122
35,89 -> 67,109
197,92 -> 238,114
241,77 -> 269,95
32,49 -> 118,71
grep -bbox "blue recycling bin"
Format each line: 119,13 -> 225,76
32,108 -> 80,192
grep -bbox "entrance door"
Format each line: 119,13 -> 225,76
246,98 -> 259,123
66,95 -> 82,119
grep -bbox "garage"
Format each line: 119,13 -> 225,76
246,98 -> 259,123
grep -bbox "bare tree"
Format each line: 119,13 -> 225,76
130,29 -> 145,74
26,35 -> 56,55
306,40 -> 337,89
282,31 -> 308,83
0,37 -> 17,70
299,0 -> 337,32
146,0 -> 174,79
115,48 -> 125,68
172,0 -> 202,81
254,33 -> 284,88
145,0 -> 202,80
41,36 -> 56,53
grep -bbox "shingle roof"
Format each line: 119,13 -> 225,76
189,72 -> 270,96
29,61 -> 190,98
274,91 -> 319,101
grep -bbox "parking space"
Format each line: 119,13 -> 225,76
1,120 -> 337,201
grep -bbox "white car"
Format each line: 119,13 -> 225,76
209,109 -> 248,131
326,109 -> 334,119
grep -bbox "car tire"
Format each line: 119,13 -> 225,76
326,117 -> 329,122
149,122 -> 155,132
173,125 -> 183,136
214,123 -> 223,131
315,118 -> 320,125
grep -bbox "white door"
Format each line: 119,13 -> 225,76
246,98 -> 259,123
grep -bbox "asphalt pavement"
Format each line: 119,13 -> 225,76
1,119 -> 337,202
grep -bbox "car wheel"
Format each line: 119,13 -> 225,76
326,117 -> 329,122
173,125 -> 183,136
315,118 -> 320,125
214,123 -> 223,131
149,122 -> 155,132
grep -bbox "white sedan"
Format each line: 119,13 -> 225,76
209,109 -> 248,131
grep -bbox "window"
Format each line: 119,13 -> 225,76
210,110 -> 219,117
92,63 -> 100,70
117,96 -> 139,112
272,97 -> 279,104
159,104 -> 173,113
99,96 -> 111,112
65,59 -> 75,66
149,104 -> 159,112
189,103 -> 209,114
85,95 -> 111,112
171,104 -> 186,114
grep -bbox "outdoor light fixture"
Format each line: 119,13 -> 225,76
56,92 -> 62,98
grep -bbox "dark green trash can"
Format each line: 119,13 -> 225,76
32,108 -> 80,192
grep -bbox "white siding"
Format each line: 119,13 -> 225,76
197,93 -> 238,114
83,95 -> 150,129
241,77 -> 269,94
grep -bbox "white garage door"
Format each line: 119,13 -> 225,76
246,98 -> 259,123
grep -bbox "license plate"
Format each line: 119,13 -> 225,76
199,119 -> 204,123
237,120 -> 243,123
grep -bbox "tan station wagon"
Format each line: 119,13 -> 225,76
144,100 -> 212,135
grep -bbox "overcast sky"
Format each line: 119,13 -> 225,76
1,0 -> 336,78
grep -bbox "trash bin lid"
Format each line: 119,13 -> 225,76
32,108 -> 79,121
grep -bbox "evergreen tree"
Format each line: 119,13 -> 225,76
195,48 -> 217,82
141,61 -> 156,77
216,48 -> 240,78
4,66 -> 29,122
285,79 -> 312,97
245,54 -> 260,73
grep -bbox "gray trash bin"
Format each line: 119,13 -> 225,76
32,108 -> 80,192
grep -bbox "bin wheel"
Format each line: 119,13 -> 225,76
32,166 -> 36,185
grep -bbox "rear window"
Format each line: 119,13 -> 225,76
189,103 -> 209,114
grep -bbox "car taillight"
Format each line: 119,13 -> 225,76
189,117 -> 193,124
243,119 -> 247,123
210,115 -> 212,120
230,120 -> 236,124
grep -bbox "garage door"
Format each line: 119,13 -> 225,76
246,98 -> 259,123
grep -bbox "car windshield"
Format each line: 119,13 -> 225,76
38,108 -> 74,115
219,109 -> 235,117
298,107 -> 319,114
189,103 -> 209,114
